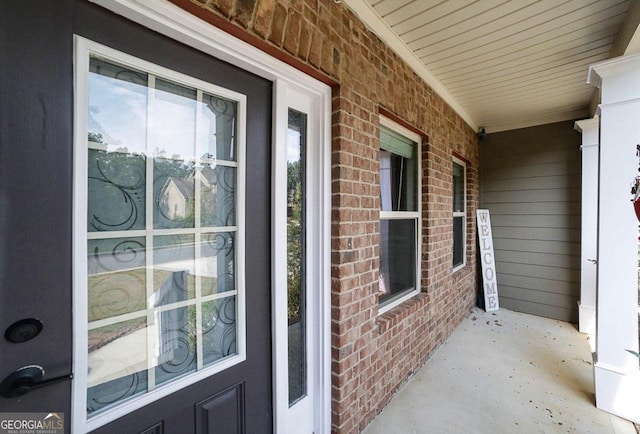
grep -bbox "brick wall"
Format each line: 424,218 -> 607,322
176,0 -> 480,431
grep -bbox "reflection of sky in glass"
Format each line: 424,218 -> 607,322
89,68 -> 199,161
89,72 -> 147,154
152,80 -> 196,161
287,129 -> 301,163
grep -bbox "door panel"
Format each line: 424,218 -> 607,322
0,0 -> 74,423
195,383 -> 244,434
0,2 -> 272,433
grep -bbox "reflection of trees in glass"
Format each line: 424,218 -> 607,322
287,160 -> 302,321
88,146 -> 146,232
88,131 -> 105,144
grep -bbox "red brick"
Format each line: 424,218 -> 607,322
253,0 -> 276,38
184,1 -> 480,431
269,2 -> 288,46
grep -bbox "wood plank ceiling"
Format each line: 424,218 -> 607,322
354,0 -> 635,132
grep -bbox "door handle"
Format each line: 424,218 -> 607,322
0,365 -> 73,398
587,258 -> 597,264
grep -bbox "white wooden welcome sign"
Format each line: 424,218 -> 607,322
477,209 -> 499,311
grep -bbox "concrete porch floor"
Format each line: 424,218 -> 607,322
363,308 -> 637,434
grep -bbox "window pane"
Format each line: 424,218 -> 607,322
199,165 -> 236,227
380,137 -> 417,212
155,305 -> 197,385
88,58 -> 148,155
87,317 -> 148,414
287,109 -> 307,406
202,296 -> 237,365
453,162 -> 464,212
88,237 -> 146,322
153,79 -> 196,161
379,219 -> 416,305
200,232 -> 235,297
199,93 -> 237,161
152,235 -> 196,306
453,216 -> 464,267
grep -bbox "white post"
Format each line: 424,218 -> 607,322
575,118 -> 599,336
588,53 -> 640,424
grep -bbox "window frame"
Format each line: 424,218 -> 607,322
73,36 -> 248,432
452,156 -> 467,272
378,116 -> 422,315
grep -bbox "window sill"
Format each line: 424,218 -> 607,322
452,263 -> 466,274
377,292 -> 428,334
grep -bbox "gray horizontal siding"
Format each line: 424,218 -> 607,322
483,175 -> 580,192
499,286 -> 578,311
482,188 -> 581,204
482,161 -> 580,180
497,274 -> 578,295
491,214 -> 581,229
493,238 -> 579,255
492,227 -> 580,242
485,202 -> 580,216
499,298 -> 578,324
480,120 -> 581,323
495,250 -> 579,269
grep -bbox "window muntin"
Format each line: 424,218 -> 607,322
83,54 -> 245,417
379,121 -> 420,312
453,158 -> 466,270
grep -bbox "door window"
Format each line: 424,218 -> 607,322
77,45 -> 247,422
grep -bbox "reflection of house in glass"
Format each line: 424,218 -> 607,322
159,166 -> 217,221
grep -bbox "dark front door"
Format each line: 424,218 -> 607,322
0,2 -> 272,433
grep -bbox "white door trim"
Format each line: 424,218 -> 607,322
88,1 -> 331,432
273,83 -> 328,433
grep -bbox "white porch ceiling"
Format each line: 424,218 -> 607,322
345,0 -> 640,133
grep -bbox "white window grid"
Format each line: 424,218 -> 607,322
74,37 -> 247,430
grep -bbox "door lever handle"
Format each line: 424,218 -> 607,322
0,365 -> 73,398
587,258 -> 597,264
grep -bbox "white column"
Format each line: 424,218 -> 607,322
574,118 -> 599,336
588,53 -> 640,424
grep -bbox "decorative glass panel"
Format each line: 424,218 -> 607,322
200,165 -> 236,227
202,296 -> 237,365
88,237 -> 146,322
154,158 -> 196,229
152,235 -> 195,305
200,93 -> 237,161
87,317 -> 148,414
155,305 -> 197,385
287,109 -> 306,406
201,232 -> 235,296
85,56 -> 241,418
